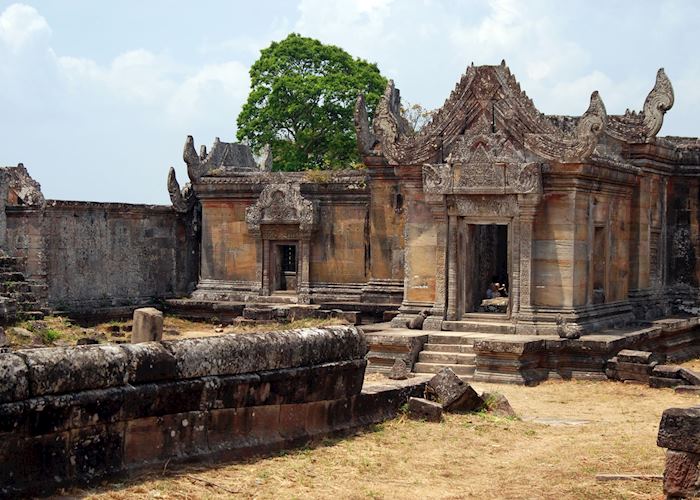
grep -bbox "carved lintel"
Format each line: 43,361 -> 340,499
167,167 -> 195,213
246,183 -> 317,236
642,68 -> 674,139
449,195 -> 518,218
525,91 -> 607,163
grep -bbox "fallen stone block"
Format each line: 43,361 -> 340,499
658,407 -> 700,454
131,307 -> 164,343
675,385 -> 700,395
388,358 -> 409,380
426,367 -> 484,412
617,349 -> 664,365
650,376 -> 685,389
652,365 -> 683,379
679,368 -> 700,386
408,397 -> 443,422
0,327 -> 7,348
482,391 -> 517,418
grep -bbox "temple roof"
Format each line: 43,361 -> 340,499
355,62 -> 676,166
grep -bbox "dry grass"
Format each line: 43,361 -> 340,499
4,315 -> 346,348
68,378 -> 697,500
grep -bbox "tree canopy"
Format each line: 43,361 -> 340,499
236,33 -> 387,171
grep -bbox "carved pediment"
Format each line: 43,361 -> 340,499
423,127 -> 542,196
246,183 -> 316,236
355,61 -> 608,166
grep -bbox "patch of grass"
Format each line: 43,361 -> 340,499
41,328 -> 61,344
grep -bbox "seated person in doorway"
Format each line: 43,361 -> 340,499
485,276 -> 508,299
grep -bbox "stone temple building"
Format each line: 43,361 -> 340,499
2,62 -> 699,342
164,62 -> 698,336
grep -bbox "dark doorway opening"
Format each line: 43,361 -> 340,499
460,223 -> 509,315
273,243 -> 298,292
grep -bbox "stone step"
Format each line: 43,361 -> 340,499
423,343 -> 475,354
418,351 -> 476,364
0,282 -> 32,293
442,320 -> 516,334
413,362 -> 475,376
427,332 -> 485,345
17,310 -> 44,320
0,272 -> 26,282
253,294 -> 299,304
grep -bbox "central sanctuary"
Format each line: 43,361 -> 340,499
168,62 -> 696,336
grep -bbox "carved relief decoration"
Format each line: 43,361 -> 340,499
449,195 -> 518,218
524,91 -> 607,162
355,61 -> 609,166
607,68 -> 675,143
246,183 -> 316,236
422,125 -> 542,196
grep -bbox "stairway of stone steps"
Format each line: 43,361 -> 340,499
0,255 -> 47,321
413,332 -> 486,378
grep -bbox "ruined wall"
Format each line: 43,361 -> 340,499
0,326 -> 423,497
666,177 -> 700,287
6,201 -> 197,312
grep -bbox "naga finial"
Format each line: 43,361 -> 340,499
642,68 -> 674,139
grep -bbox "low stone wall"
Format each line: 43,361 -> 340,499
473,317 -> 700,385
658,407 -> 700,497
0,326 -> 423,497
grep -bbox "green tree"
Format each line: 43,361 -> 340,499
236,33 -> 387,171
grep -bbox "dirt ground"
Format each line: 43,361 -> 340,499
3,315 -> 345,349
67,377 -> 696,500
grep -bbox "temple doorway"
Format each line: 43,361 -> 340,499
459,222 -> 510,315
272,242 -> 298,293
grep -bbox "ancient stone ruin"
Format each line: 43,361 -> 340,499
1,62 -> 700,494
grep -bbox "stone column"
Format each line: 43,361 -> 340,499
298,237 -> 311,304
517,196 -> 538,315
261,239 -> 271,295
445,214 -> 459,321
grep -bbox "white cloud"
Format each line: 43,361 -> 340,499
0,3 -> 50,53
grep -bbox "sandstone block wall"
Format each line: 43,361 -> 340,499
0,326 -> 424,497
5,200 -> 198,313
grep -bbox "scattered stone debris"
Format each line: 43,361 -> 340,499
408,397 -> 443,422
388,358 -> 410,380
674,386 -> 700,395
131,307 -> 164,343
425,367 -> 484,412
482,391 -> 517,418
10,326 -> 36,342
76,337 -> 99,345
658,407 -> 700,497
406,309 -> 428,330
555,314 -> 581,339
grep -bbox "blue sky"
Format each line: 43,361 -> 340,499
1,0 -> 699,203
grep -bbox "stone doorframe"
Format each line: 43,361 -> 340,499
439,193 -> 541,322
421,160 -> 543,330
246,183 -> 317,303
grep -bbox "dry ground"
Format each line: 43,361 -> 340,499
67,378 -> 698,500
4,315 -> 345,349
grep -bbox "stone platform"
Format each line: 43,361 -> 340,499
365,316 -> 700,385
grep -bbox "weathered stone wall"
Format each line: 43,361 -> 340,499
0,326 -> 423,497
5,200 -> 198,313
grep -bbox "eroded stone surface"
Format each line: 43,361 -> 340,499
426,367 -> 484,412
387,358 -> 409,380
408,397 -> 443,422
132,307 -> 164,343
0,353 -> 28,403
